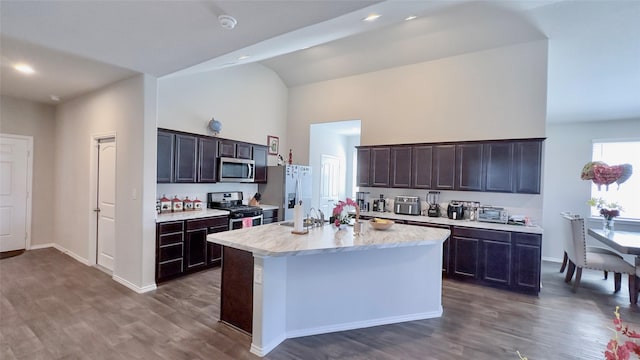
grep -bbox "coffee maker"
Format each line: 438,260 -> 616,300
426,191 -> 441,217
355,191 -> 370,212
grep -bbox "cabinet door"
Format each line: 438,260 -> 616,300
451,236 -> 480,279
236,143 -> 253,160
174,134 -> 198,183
412,145 -> 433,189
156,221 -> 184,282
484,142 -> 514,192
198,137 -> 217,183
371,147 -> 391,187
513,141 -> 542,194
185,228 -> 208,271
390,146 -> 412,188
513,233 -> 541,293
218,139 -> 236,158
220,246 -> 254,334
481,239 -> 511,285
433,145 -> 456,190
253,145 -> 268,183
456,143 -> 484,191
157,131 -> 174,183
356,148 -> 371,186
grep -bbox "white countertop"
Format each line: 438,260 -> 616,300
156,208 -> 230,223
207,221 -> 450,257
358,211 -> 544,234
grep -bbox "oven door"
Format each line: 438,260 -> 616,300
229,214 -> 263,230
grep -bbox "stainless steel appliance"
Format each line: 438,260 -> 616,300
427,191 -> 441,217
373,194 -> 386,212
207,191 -> 263,230
477,206 -> 509,224
257,165 -> 312,221
394,196 -> 421,215
447,201 -> 464,220
355,191 -> 370,212
218,157 -> 255,182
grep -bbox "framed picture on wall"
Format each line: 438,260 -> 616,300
268,135 -> 279,155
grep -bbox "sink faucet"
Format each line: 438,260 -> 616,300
307,207 -> 318,227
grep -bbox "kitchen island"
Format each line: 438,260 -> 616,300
207,221 -> 450,357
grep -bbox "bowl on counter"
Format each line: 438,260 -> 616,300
369,218 -> 394,230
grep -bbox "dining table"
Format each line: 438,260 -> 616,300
588,228 -> 640,304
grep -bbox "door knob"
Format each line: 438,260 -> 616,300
93,208 -> 101,213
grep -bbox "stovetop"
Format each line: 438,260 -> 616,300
207,191 -> 263,218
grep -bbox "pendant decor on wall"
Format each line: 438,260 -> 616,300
208,118 -> 222,136
580,161 -> 633,190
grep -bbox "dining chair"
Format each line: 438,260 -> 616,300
562,214 -> 635,293
559,212 -> 616,280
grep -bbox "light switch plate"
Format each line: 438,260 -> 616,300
254,266 -> 263,284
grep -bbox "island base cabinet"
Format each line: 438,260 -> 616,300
220,246 -> 254,334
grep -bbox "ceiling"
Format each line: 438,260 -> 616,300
1,0 -> 638,124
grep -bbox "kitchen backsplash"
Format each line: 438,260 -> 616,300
157,183 -> 259,207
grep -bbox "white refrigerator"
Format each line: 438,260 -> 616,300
258,165 -> 312,221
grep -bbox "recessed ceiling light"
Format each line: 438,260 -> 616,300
362,13 -> 381,22
405,15 -> 417,21
14,63 -> 35,74
238,55 -> 250,60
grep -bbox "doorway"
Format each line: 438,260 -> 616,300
93,136 -> 116,272
0,134 -> 33,253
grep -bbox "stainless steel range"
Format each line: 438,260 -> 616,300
207,191 -> 263,230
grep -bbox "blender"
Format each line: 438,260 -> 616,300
427,191 -> 441,217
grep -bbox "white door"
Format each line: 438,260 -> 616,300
319,155 -> 342,218
0,136 -> 30,252
96,138 -> 116,271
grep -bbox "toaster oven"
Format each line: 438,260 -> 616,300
477,206 -> 508,224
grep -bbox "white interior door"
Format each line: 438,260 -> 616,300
319,155 -> 342,217
97,138 -> 116,271
0,136 -> 30,252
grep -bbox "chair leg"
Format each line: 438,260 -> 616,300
604,271 -> 608,280
565,261 -> 576,283
572,267 -> 583,292
629,275 -> 638,305
559,252 -> 568,273
614,273 -> 622,293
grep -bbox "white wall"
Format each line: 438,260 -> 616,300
54,74 -> 157,292
0,96 -> 56,247
286,40 -> 548,163
543,118 -> 640,262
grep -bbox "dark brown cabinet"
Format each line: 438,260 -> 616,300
484,142 -> 514,192
513,232 -> 541,292
390,146 -> 412,188
262,209 -> 279,224
356,148 -> 371,186
456,143 -> 484,191
236,143 -> 253,160
371,147 -> 391,187
175,134 -> 198,183
220,246 -> 254,334
433,144 -> 456,190
451,235 -> 480,280
218,139 -> 236,158
156,221 -> 184,282
198,137 -> 218,183
157,131 -> 175,183
513,141 -> 542,194
412,145 -> 433,189
206,216 -> 228,267
253,145 -> 268,183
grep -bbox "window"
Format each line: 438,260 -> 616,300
590,140 -> 640,220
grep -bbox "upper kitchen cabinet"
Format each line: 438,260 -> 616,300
157,130 -> 175,183
433,144 -> 456,190
218,139 -> 236,158
513,140 -> 543,194
390,146 -> 412,188
371,147 -> 391,187
412,145 -> 433,189
484,142 -> 515,193
253,145 -> 268,183
356,147 -> 371,187
174,134 -> 198,183
198,137 -> 218,183
456,143 -> 484,191
236,143 -> 253,160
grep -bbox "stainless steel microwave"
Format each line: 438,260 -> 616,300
218,157 -> 255,182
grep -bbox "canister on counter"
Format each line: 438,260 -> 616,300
172,195 -> 183,212
193,197 -> 203,210
160,195 -> 172,213
183,196 -> 193,211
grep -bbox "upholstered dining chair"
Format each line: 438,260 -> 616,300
559,212 -> 616,280
562,214 -> 635,293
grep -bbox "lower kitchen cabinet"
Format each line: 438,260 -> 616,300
262,209 -> 279,224
220,246 -> 254,334
156,221 -> 185,282
513,232 -> 542,292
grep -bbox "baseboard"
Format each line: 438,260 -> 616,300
29,243 -> 54,250
250,335 -> 287,358
51,243 -> 90,265
542,256 -> 562,263
113,275 -> 157,294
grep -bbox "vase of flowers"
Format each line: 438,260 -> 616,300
332,198 -> 358,229
587,197 -> 622,233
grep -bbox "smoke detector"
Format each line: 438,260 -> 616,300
218,15 -> 237,30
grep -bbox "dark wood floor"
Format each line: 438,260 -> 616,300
1,248 -> 638,360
